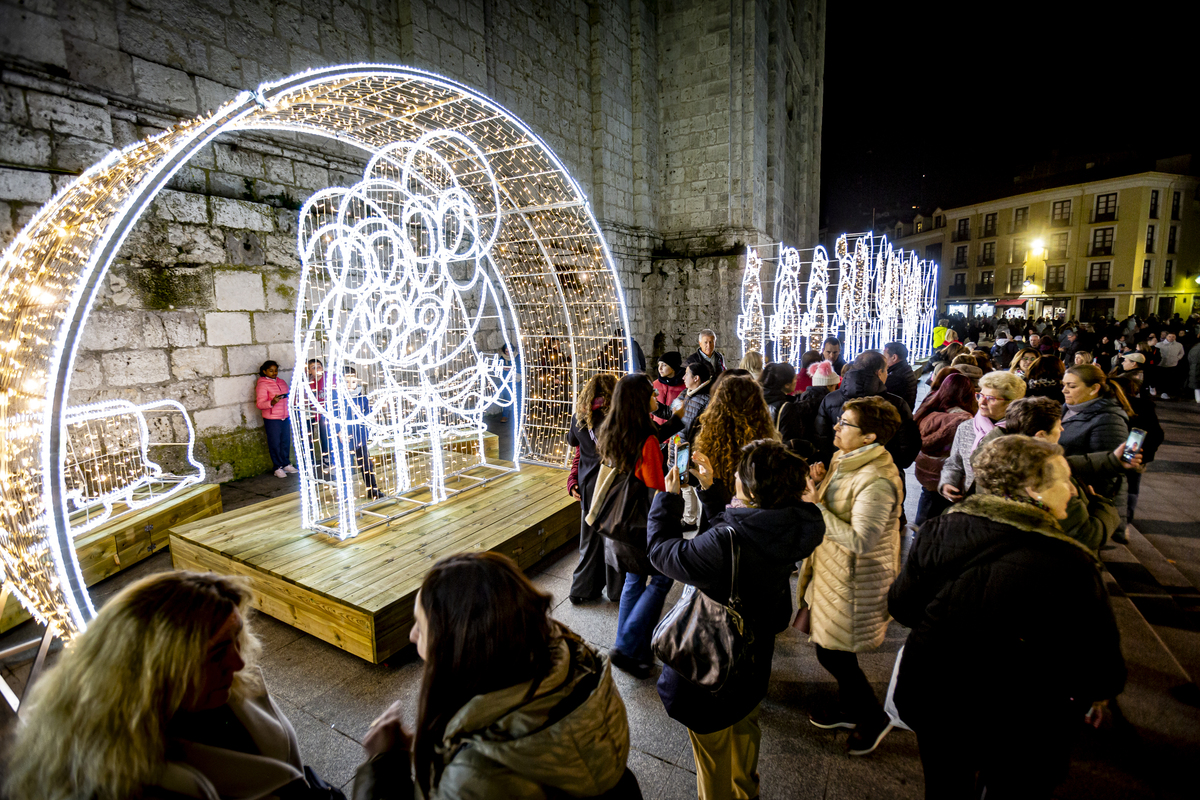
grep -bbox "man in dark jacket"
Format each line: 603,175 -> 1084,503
685,328 -> 726,375
813,351 -> 920,469
883,341 -> 918,412
821,336 -> 847,375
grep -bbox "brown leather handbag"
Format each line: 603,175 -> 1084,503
651,527 -> 755,692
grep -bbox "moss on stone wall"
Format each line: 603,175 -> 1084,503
128,263 -> 211,310
201,428 -> 273,480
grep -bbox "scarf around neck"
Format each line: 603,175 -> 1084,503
972,409 -> 1003,450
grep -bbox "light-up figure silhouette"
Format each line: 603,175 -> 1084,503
737,247 -> 766,357
293,131 -> 517,538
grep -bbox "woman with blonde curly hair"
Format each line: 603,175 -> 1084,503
5,571 -> 341,800
567,372 -> 621,604
691,374 -> 779,520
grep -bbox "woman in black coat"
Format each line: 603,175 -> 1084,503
567,373 -> 621,603
888,435 -> 1125,799
648,440 -> 824,800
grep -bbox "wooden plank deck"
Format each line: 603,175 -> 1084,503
1,484 -> 223,633
168,464 -> 579,663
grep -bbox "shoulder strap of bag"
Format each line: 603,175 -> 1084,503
727,526 -> 742,607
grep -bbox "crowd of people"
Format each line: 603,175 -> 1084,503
9,315 -> 1197,800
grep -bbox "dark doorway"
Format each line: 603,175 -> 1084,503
1079,298 -> 1115,321
1158,296 -> 1176,318
1135,296 -> 1151,317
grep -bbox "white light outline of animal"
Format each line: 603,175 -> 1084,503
294,131 -> 515,537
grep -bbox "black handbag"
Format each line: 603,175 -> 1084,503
591,469 -> 653,547
651,527 -> 755,693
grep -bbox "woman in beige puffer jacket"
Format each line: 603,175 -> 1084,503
797,396 -> 904,756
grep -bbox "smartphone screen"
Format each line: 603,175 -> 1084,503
676,442 -> 691,485
1122,428 -> 1146,462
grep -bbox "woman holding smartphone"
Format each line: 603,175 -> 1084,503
256,360 -> 297,479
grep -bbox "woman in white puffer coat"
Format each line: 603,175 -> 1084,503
797,396 -> 904,757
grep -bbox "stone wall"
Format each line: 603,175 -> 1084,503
1,0 -> 824,479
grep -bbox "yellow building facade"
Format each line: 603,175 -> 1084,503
891,171 -> 1199,321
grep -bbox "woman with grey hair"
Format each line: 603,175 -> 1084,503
890,435 -> 1125,798
938,370 -> 1026,500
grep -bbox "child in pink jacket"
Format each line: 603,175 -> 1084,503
256,361 -> 296,478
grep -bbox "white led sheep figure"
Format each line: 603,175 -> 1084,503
293,131 -> 517,538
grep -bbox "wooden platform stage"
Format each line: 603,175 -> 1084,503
1,484 -> 223,633
168,464 -> 579,663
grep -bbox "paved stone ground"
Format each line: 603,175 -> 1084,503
3,409 -> 1198,798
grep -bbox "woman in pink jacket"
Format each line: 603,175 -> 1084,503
256,361 -> 297,478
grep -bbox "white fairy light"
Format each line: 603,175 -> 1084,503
800,245 -> 832,354
63,399 -> 205,534
293,132 -> 518,538
736,247 -> 765,357
0,64 -> 629,634
770,245 -> 805,366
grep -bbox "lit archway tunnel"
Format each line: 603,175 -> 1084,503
0,65 -> 632,635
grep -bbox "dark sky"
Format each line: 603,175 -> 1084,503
819,0 -> 1197,236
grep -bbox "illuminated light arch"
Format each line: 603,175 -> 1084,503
0,65 -> 632,634
736,247 -> 766,357
799,245 -> 832,354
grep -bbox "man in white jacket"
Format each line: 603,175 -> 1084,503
1155,333 -> 1185,399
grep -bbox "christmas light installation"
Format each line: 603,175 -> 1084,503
294,132 -> 519,538
0,64 -> 630,635
736,247 -> 766,357
835,233 -> 876,359
64,399 -> 204,534
770,245 -> 806,367
800,245 -> 833,354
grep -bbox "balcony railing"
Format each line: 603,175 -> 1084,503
1088,244 -> 1113,257
954,258 -> 968,267
1010,221 -> 1029,234
1046,282 -> 1065,293
1009,251 -> 1026,264
1050,216 -> 1071,227
1049,248 -> 1069,259
951,229 -> 971,242
948,284 -> 967,296
1149,207 -> 1158,219
975,282 -> 995,295
1087,279 -> 1110,290
977,254 -> 996,266
1146,243 -> 1155,254
1090,207 -> 1118,223
980,225 -> 998,238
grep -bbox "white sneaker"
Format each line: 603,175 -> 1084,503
283,464 -> 299,473
1160,393 -> 1170,400
274,468 -> 287,478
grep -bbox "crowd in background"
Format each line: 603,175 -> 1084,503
9,314 -> 1198,800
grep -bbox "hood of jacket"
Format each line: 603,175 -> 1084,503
837,368 -> 883,399
718,504 -> 824,562
944,494 -> 1096,560
436,624 -> 628,797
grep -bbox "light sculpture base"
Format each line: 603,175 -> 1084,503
168,463 -> 578,663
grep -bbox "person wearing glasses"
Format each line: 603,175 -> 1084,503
797,397 -> 905,757
938,371 -> 1026,502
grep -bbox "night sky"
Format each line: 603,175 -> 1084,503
819,0 -> 1197,237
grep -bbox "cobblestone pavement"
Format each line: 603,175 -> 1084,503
3,409 -> 1198,798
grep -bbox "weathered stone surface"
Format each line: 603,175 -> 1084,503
193,404 -> 242,432
226,344 -> 269,375
254,312 -> 294,344
131,58 -> 197,112
171,346 -> 225,380
0,168 -> 53,203
155,190 -> 208,224
225,231 -> 266,266
101,349 -> 171,385
214,270 -> 266,310
25,92 -> 112,142
162,311 -> 204,347
211,196 -> 274,232
212,374 -> 256,407
0,123 -> 51,166
81,311 -> 143,351
63,35 -> 134,95
204,311 -> 252,346
267,341 -> 296,371
0,5 -> 66,68
70,355 -> 103,391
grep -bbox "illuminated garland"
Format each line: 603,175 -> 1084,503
770,245 -> 805,366
736,247 -> 765,357
0,64 -> 630,634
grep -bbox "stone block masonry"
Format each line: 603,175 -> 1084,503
1,0 -> 824,482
